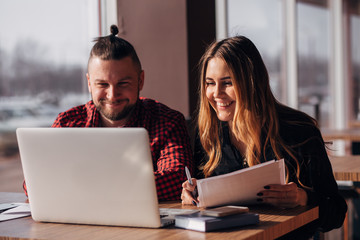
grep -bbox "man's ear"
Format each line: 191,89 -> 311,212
138,70 -> 145,91
86,73 -> 91,93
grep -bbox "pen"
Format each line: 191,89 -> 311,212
185,166 -> 198,204
185,166 -> 193,185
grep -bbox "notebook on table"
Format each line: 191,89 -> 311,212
16,127 -> 174,228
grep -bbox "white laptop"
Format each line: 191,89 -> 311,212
16,127 -> 175,228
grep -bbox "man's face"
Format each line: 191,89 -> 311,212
87,56 -> 144,125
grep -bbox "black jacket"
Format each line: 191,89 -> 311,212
194,109 -> 347,239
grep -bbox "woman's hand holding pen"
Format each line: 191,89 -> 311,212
256,182 -> 308,208
181,179 -> 198,206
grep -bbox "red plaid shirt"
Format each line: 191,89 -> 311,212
24,98 -> 193,201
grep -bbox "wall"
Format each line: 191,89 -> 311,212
116,0 -> 189,117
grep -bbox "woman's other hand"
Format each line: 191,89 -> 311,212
256,182 -> 308,208
181,178 -> 198,206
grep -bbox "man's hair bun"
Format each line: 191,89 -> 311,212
110,25 -> 119,36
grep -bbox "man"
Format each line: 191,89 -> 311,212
24,25 -> 193,201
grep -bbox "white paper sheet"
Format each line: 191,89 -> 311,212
0,203 -> 31,222
197,159 -> 285,208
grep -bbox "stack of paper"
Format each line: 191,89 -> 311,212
197,159 -> 285,208
0,203 -> 31,222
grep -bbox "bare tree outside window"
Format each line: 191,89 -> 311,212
0,0 -> 98,156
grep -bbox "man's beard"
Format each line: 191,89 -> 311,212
95,100 -> 136,121
90,81 -> 141,122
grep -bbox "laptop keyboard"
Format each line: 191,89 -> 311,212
161,216 -> 175,227
159,208 -> 199,227
159,208 -> 199,218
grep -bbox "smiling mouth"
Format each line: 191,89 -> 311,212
100,99 -> 128,106
216,102 -> 233,107
107,102 -> 123,106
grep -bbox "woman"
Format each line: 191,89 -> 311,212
182,36 -> 347,238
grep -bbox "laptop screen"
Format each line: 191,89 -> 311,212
17,127 -> 164,228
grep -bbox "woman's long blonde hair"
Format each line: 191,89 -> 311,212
198,36 -> 317,187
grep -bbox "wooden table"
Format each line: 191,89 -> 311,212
349,121 -> 360,128
321,128 -> 360,142
0,192 -> 318,240
321,128 -> 360,154
329,155 -> 360,181
328,155 -> 360,240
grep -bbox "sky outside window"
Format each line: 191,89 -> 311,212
0,0 -> 99,135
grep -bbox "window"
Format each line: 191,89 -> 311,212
227,0 -> 284,102
297,0 -> 330,127
347,0 -> 360,122
0,0 -> 99,155
222,0 -> 358,130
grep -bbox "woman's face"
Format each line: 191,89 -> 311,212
205,57 -> 237,123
